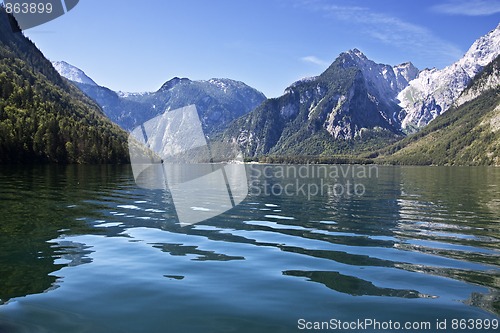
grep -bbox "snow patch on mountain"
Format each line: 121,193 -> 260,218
52,61 -> 97,86
207,78 -> 231,92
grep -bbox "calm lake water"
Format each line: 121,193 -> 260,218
0,165 -> 498,332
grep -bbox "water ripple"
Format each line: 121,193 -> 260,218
0,165 -> 499,332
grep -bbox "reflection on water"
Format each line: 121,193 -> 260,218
283,270 -> 426,298
0,165 -> 102,304
151,242 -> 245,261
0,165 -> 498,332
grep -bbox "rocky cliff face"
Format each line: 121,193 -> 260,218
379,55 -> 500,166
398,24 -> 500,132
455,55 -> 500,107
223,49 -> 418,157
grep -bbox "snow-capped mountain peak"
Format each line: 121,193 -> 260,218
461,22 -> 500,77
347,48 -> 368,60
337,49 -> 419,100
393,62 -> 420,85
52,61 -> 98,86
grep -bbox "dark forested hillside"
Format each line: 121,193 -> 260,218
0,8 -> 130,163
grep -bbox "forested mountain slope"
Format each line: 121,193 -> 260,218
0,8 -> 130,163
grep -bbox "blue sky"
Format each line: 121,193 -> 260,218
18,0 -> 500,97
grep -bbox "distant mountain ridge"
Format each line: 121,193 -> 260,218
52,63 -> 266,134
129,77 -> 266,134
47,21 -> 500,166
52,61 -> 97,86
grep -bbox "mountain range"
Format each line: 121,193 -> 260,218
220,49 -> 420,157
52,61 -> 266,134
2,4 -> 498,166
217,24 -> 499,162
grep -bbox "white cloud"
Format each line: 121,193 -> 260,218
301,55 -> 329,66
298,0 -> 464,66
432,0 -> 500,16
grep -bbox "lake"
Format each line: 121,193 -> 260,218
0,165 -> 498,332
